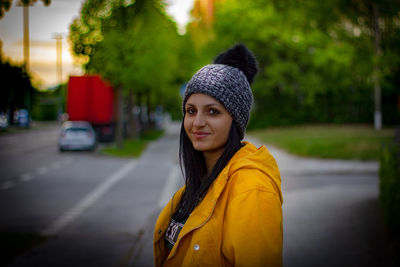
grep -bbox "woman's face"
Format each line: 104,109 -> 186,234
184,93 -> 233,154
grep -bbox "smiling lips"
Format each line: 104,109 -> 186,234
193,131 -> 210,139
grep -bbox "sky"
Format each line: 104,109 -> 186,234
0,0 -> 194,89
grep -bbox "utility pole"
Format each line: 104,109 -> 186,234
23,4 -> 29,71
53,33 -> 64,120
17,1 -> 33,72
52,33 -> 63,84
16,1 -> 34,119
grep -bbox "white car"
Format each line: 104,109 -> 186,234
58,121 -> 97,151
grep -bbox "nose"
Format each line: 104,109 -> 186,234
193,113 -> 206,127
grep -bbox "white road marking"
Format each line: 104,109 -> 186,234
62,157 -> 73,165
158,165 -> 180,209
2,159 -> 74,190
1,180 -> 16,190
41,160 -> 138,236
19,173 -> 33,182
50,161 -> 62,169
36,166 -> 49,175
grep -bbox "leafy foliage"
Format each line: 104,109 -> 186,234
0,0 -> 51,19
0,58 -> 35,122
69,0 -> 400,127
0,0 -> 12,18
194,0 -> 400,127
70,0 -> 191,119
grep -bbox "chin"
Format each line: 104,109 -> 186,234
192,143 -> 208,152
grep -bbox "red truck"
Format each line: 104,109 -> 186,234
67,75 -> 116,142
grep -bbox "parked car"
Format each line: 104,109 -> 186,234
58,121 -> 97,151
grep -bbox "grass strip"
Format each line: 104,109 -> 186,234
248,124 -> 394,160
100,129 -> 164,158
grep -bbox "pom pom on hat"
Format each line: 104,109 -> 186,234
213,43 -> 259,84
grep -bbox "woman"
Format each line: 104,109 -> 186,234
154,44 -> 283,266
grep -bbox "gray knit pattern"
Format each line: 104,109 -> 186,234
183,64 -> 253,139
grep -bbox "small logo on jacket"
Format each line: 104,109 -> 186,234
165,219 -> 184,246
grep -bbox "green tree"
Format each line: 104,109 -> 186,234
335,0 -> 400,127
203,0 -> 400,127
70,0 -> 184,147
0,0 -> 51,19
207,0 -> 350,126
0,56 -> 35,124
0,0 -> 12,18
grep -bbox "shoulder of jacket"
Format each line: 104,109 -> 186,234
227,168 -> 279,199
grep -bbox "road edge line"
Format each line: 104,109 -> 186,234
41,160 -> 138,236
157,165 -> 180,209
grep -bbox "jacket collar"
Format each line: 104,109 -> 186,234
160,142 -> 256,239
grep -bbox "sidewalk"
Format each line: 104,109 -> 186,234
247,137 -> 395,267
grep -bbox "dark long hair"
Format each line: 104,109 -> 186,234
172,120 -> 243,221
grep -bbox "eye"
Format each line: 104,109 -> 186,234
209,108 -> 220,115
186,107 -> 196,115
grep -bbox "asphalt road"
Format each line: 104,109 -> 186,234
0,123 -> 397,267
0,123 -> 183,267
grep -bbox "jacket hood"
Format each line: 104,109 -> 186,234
227,142 -> 283,204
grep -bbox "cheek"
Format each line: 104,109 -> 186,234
223,124 -> 232,139
217,119 -> 232,141
183,116 -> 191,135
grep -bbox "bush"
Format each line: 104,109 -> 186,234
379,135 -> 400,240
31,103 -> 58,121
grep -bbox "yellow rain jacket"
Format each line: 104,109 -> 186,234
154,142 -> 283,267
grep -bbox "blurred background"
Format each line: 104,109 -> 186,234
0,0 -> 399,266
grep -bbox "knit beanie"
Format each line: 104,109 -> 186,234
182,44 -> 259,139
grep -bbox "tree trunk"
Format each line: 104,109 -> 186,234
373,2 -> 382,130
146,91 -> 154,130
126,89 -> 139,139
116,85 -> 124,149
137,91 -> 143,134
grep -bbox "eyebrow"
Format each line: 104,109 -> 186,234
185,103 -> 222,108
